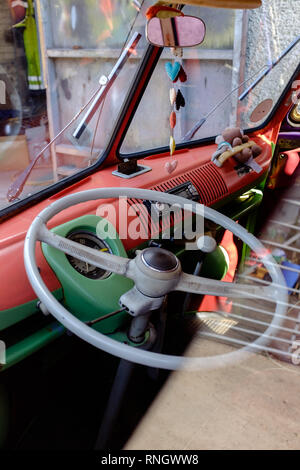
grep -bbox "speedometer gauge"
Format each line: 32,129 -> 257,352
66,231 -> 112,279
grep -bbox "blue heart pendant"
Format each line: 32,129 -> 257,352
165,61 -> 181,81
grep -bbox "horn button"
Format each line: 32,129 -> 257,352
141,247 -> 179,272
131,247 -> 182,299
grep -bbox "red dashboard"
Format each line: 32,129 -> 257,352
0,132 -> 275,310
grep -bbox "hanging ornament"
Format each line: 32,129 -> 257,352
169,88 -> 176,106
171,65 -> 187,83
170,111 -> 176,129
169,135 -> 176,156
165,61 -> 181,81
175,89 -> 185,110
165,159 -> 178,174
164,45 -> 188,175
170,47 -> 183,58
178,65 -> 187,82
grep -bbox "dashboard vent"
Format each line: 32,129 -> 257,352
126,163 -> 228,238
151,162 -> 228,205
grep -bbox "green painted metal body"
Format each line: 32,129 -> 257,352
238,144 -> 275,269
0,322 -> 65,373
201,246 -> 228,280
0,289 -> 63,331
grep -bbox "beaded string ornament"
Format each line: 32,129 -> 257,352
146,2 -> 187,174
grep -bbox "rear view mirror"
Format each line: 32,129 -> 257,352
146,16 -> 206,48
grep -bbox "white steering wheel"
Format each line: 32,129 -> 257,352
24,188 -> 287,370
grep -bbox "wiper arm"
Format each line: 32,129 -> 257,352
181,65 -> 267,142
6,32 -> 141,203
239,35 -> 300,100
72,32 -> 141,141
6,85 -> 103,202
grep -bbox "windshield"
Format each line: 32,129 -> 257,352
1,0 -> 300,211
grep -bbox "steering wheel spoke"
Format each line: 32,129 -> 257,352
176,272 -> 274,301
38,224 -> 131,277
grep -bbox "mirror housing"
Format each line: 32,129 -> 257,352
146,16 -> 206,48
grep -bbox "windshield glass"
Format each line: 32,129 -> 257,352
121,1 -> 300,154
1,0 -> 300,212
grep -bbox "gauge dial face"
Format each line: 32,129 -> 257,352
66,231 -> 112,279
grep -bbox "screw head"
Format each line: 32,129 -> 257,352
99,75 -> 108,86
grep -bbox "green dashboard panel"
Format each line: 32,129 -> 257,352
42,215 -> 134,334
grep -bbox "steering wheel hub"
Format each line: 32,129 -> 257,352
141,247 -> 179,272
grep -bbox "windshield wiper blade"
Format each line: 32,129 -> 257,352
239,35 -> 300,101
